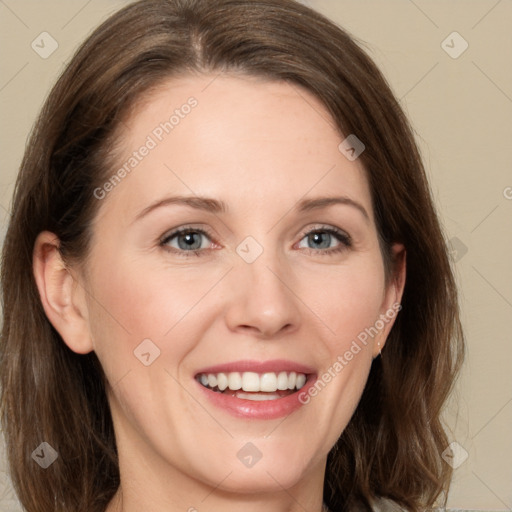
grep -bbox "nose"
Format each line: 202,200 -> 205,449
224,252 -> 302,339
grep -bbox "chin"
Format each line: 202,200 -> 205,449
208,464 -> 309,495
189,437 -> 321,495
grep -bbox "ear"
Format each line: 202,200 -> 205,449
33,231 -> 93,354
373,243 -> 406,358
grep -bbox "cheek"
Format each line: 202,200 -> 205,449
294,255 -> 385,436
292,253 -> 384,424
92,258 -> 204,331
85,253 -> 228,373
298,254 -> 386,352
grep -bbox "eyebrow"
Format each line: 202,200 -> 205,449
296,196 -> 369,222
133,194 -> 369,223
133,196 -> 227,223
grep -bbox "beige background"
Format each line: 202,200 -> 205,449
0,1 -> 511,510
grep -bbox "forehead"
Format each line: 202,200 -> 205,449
98,74 -> 373,223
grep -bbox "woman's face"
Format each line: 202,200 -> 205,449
76,75 -> 403,498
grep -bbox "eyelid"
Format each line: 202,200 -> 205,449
297,224 -> 352,244
160,225 -> 214,244
159,223 -> 352,257
159,225 -> 218,256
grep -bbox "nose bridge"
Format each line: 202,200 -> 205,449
224,237 -> 301,337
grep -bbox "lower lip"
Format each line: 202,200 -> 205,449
195,377 -> 317,420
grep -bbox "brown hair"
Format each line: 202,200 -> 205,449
0,1 -> 464,511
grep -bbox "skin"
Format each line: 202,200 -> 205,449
33,74 -> 406,512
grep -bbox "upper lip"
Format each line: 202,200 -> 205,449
195,359 -> 316,376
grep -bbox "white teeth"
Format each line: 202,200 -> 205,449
216,372 -> 228,391
296,373 -> 306,389
260,372 -> 277,392
207,374 -> 217,388
276,371 -> 289,390
242,372 -> 260,392
236,392 -> 281,401
227,372 -> 242,391
198,371 -> 308,392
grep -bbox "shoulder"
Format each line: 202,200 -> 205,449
350,497 -> 408,512
371,498 -> 408,512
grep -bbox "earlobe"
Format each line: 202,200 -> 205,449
373,243 -> 407,358
33,231 -> 93,354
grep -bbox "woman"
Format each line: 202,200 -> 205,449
0,1 -> 464,511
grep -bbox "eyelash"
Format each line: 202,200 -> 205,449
160,225 -> 352,258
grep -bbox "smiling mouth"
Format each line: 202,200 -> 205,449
195,371 -> 309,401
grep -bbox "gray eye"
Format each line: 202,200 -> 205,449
307,232 -> 333,249
164,230 -> 210,251
298,231 -> 338,250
